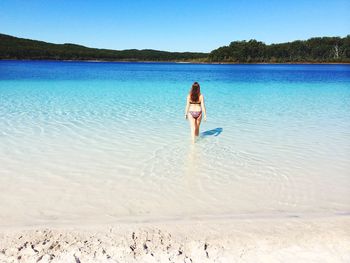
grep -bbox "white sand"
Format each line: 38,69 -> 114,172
1,216 -> 349,262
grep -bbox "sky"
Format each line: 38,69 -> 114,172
0,0 -> 349,52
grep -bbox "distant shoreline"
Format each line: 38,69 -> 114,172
2,33 -> 349,64
1,58 -> 350,65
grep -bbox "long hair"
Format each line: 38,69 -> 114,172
190,82 -> 201,102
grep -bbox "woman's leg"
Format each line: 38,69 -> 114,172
195,114 -> 202,136
188,114 -> 196,142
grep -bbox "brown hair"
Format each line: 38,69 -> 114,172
190,82 -> 201,102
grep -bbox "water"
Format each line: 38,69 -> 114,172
0,61 -> 349,227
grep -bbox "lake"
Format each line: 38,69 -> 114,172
0,61 -> 349,227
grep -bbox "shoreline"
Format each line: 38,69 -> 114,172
1,211 -> 348,231
1,58 -> 350,65
1,216 -> 349,262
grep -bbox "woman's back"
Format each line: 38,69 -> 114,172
188,94 -> 203,111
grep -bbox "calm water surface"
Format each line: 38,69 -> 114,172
0,61 -> 349,226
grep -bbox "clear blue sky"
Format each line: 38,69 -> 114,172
0,0 -> 349,52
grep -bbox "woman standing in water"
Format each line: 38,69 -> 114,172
185,82 -> 207,142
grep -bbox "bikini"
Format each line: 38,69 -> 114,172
189,101 -> 202,119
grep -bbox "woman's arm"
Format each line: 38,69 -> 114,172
185,95 -> 190,119
201,95 -> 207,121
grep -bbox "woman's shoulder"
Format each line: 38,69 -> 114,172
200,94 -> 204,100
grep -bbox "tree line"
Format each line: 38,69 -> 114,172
209,36 -> 350,63
1,33 -> 349,63
0,34 -> 207,62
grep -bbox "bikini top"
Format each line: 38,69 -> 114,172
189,101 -> 201,105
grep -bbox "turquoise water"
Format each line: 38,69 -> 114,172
0,61 -> 349,226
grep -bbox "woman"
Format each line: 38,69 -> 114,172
185,82 -> 207,142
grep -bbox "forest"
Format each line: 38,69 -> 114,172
0,34 -> 207,62
209,36 -> 350,63
1,33 -> 349,63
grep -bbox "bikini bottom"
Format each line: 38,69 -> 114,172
189,111 -> 202,119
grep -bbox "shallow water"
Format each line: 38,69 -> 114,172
0,61 -> 349,226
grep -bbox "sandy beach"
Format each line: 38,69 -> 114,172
1,216 -> 349,262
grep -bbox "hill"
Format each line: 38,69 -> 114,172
209,36 -> 350,63
0,34 -> 208,62
1,33 -> 349,63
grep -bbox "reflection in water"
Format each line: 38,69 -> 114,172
184,143 -> 203,197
